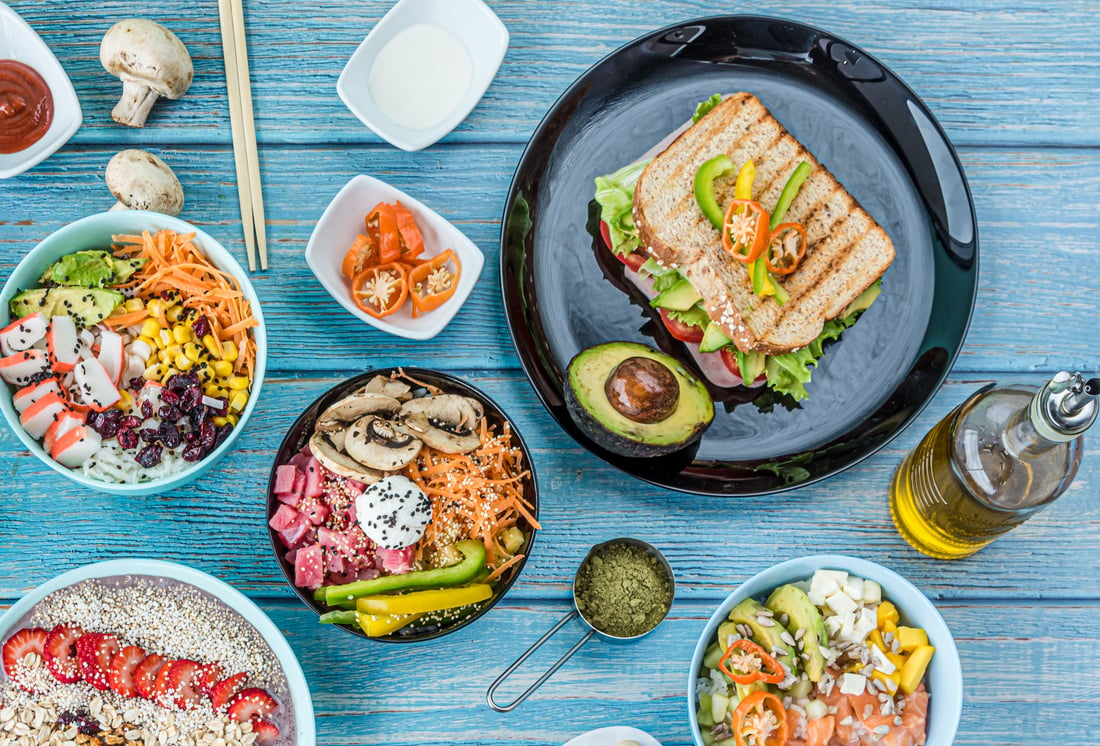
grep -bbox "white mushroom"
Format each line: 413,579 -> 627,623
316,392 -> 402,433
100,19 -> 193,128
344,415 -> 423,471
400,395 -> 483,454
105,149 -> 184,215
309,432 -> 383,484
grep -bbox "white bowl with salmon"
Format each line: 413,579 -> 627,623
688,555 -> 962,746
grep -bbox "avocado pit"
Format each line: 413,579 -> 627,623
604,356 -> 679,423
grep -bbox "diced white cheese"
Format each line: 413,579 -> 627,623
825,590 -> 858,616
863,580 -> 882,604
842,576 -> 865,602
840,613 -> 855,640
852,608 -> 878,642
870,643 -> 896,674
838,672 -> 868,696
814,569 -> 848,589
808,589 -> 826,607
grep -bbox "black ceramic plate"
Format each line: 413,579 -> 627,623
501,16 -> 977,496
266,368 -> 539,641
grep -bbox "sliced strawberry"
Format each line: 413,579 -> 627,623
132,653 -> 167,700
209,671 -> 248,711
107,645 -> 146,698
151,658 -> 178,707
167,659 -> 202,710
75,632 -> 120,691
251,719 -> 280,745
43,624 -> 83,684
195,661 -> 224,697
2,628 -> 48,691
226,687 -> 278,723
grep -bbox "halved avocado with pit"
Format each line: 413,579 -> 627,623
563,341 -> 714,457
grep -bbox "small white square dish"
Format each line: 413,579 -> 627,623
305,174 -> 484,340
563,727 -> 662,746
0,1 -> 81,179
336,0 -> 508,151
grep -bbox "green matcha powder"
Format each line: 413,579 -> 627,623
574,542 -> 672,638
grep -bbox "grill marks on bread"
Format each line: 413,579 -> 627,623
632,92 -> 895,355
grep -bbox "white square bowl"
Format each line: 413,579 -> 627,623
336,0 -> 508,151
0,2 -> 82,179
305,174 -> 484,340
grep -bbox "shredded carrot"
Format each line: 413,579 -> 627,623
110,229 -> 258,379
102,308 -> 149,330
483,554 -> 525,584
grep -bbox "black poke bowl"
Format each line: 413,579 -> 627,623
266,367 -> 539,642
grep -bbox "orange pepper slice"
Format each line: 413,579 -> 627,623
721,199 -> 769,262
351,262 -> 408,318
408,249 -> 461,316
732,690 -> 788,746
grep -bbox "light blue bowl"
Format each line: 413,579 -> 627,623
688,555 -> 963,745
0,211 -> 266,495
0,559 -> 315,744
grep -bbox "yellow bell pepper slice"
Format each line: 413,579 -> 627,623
358,612 -> 424,637
356,583 -> 493,616
898,645 -> 935,694
896,626 -> 929,652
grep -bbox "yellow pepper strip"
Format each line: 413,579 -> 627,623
896,626 -> 929,652
898,645 -> 935,694
734,161 -> 755,201
356,583 -> 493,616
877,601 -> 900,627
358,612 -> 425,637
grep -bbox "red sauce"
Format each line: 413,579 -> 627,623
0,59 -> 53,154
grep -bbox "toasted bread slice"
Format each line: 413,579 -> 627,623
631,92 -> 895,355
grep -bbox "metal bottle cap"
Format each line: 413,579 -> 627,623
1033,371 -> 1099,441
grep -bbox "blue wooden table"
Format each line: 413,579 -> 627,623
2,1 -> 1099,744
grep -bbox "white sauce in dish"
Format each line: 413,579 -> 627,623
367,23 -> 473,131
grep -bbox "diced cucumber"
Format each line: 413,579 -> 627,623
701,731 -> 716,746
697,707 -> 715,728
711,692 -> 730,724
703,642 -> 724,670
699,322 -> 732,353
787,677 -> 814,698
652,278 -> 702,311
716,737 -> 738,746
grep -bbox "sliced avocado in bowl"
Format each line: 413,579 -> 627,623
9,287 -> 124,328
765,583 -> 828,682
727,597 -> 800,680
38,250 -> 146,288
564,341 -> 714,458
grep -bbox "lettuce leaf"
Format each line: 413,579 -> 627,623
692,94 -> 723,123
593,159 -> 651,256
664,304 -> 711,329
764,314 -> 860,401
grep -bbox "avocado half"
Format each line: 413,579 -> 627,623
563,341 -> 714,458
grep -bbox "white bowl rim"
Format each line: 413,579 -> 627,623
335,0 -> 509,151
686,554 -> 963,746
0,211 -> 267,495
304,173 -> 484,341
0,558 -> 315,745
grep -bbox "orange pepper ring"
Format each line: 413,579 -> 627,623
718,638 -> 786,685
765,222 -> 808,276
732,690 -> 788,746
721,199 -> 770,262
351,262 -> 409,318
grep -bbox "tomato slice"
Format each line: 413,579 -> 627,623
658,309 -> 705,344
718,347 -> 766,384
599,221 -> 647,272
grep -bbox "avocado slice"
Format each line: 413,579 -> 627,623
736,350 -> 766,383
698,321 -> 731,353
564,341 -> 714,457
651,278 -> 702,311
765,584 -> 828,682
840,280 -> 882,320
727,598 -> 799,680
9,287 -> 124,329
38,250 -> 146,288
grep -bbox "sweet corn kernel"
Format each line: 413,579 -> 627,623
124,298 -> 145,313
163,367 -> 180,380
137,335 -> 158,352
172,325 -> 193,344
144,364 -> 165,380
220,341 -> 238,362
201,334 -> 221,358
227,376 -> 250,391
183,342 -> 204,363
115,390 -> 134,410
204,383 -> 227,398
167,305 -> 184,323
141,319 -> 161,339
213,416 -> 228,427
158,329 -> 173,348
165,344 -> 182,359
174,353 -> 194,371
157,348 -> 170,364
229,391 -> 249,412
225,413 -> 239,427
211,360 -> 234,378
198,366 -> 214,383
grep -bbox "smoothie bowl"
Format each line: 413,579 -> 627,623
267,367 -> 539,641
689,555 -> 961,746
0,559 -> 314,745
0,212 -> 266,495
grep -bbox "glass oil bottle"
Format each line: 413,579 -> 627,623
890,372 -> 1098,559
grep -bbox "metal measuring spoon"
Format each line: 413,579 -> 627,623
486,537 -> 675,712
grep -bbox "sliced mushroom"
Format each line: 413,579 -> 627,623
100,19 -> 193,128
106,149 -> 184,215
309,432 -> 384,484
361,375 -> 413,402
400,395 -> 483,454
345,414 -> 422,471
316,392 -> 402,433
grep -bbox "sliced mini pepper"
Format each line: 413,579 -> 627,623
393,201 -> 425,260
366,203 -> 402,264
765,222 -> 807,275
718,638 -> 785,685
732,690 -> 788,746
693,155 -> 736,230
722,199 -> 769,262
341,233 -> 378,280
351,262 -> 408,318
408,249 -> 462,315
356,583 -> 493,616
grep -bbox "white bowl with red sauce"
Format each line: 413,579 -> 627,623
0,2 -> 82,179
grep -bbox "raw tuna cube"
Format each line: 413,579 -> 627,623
277,490 -> 303,508
376,546 -> 415,575
278,521 -> 311,550
268,504 -> 302,533
298,498 -> 330,526
273,464 -> 298,494
326,551 -> 346,575
356,567 -> 381,581
293,544 -> 324,590
284,548 -> 298,565
303,458 -> 323,498
289,452 -> 312,471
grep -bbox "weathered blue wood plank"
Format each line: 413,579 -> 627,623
4,0 -> 1100,148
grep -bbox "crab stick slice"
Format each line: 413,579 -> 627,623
13,377 -> 61,414
0,349 -> 49,385
44,410 -> 84,453
73,358 -> 121,412
46,316 -> 80,373
50,425 -> 101,468
19,392 -> 70,439
97,330 -> 125,386
0,313 -> 47,356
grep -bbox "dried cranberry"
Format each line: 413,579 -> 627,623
191,315 -> 211,338
179,387 -> 203,413
181,443 -> 205,462
166,372 -> 199,392
117,428 -> 138,449
158,404 -> 183,422
159,421 -> 181,449
184,430 -> 199,444
199,420 -> 216,450
160,388 -> 181,406
103,409 -> 121,426
140,428 -> 160,443
188,405 -> 209,429
99,420 -> 119,439
86,411 -> 105,430
128,377 -> 145,392
121,415 -> 143,429
213,423 -> 233,449
207,396 -> 228,415
135,444 -> 163,468
140,400 -> 154,419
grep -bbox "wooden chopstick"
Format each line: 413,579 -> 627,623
217,0 -> 267,271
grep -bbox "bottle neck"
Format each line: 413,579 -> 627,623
1003,405 -> 1063,459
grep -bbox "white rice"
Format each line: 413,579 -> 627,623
80,426 -> 191,484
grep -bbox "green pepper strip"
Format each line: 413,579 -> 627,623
319,609 -> 358,625
314,539 -> 487,608
770,161 -> 812,229
694,155 -> 736,230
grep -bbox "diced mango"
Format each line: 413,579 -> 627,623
877,601 -> 899,628
871,668 -> 900,694
115,389 -> 133,411
229,391 -> 249,412
882,619 -> 898,639
897,626 -> 929,652
898,645 -> 935,694
887,650 -> 908,670
868,629 -> 887,652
